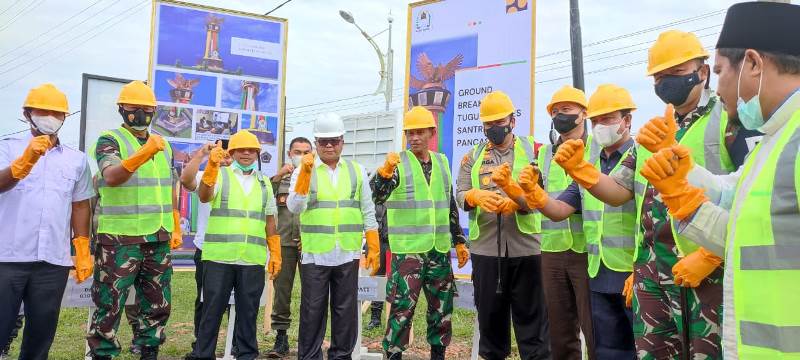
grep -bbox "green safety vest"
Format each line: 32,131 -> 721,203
300,160 -> 365,253
536,135 -> 593,253
633,101 -> 734,260
581,139 -> 636,277
729,110 -> 800,358
203,167 -> 272,266
385,150 -> 451,254
468,136 -> 541,241
96,128 -> 174,236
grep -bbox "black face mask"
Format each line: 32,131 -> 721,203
654,71 -> 701,106
119,107 -> 154,130
484,124 -> 511,145
552,113 -> 580,134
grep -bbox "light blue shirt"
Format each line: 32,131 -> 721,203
0,133 -> 95,266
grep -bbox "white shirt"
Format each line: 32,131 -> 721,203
188,172 -> 212,250
287,157 -> 377,267
679,90 -> 800,358
0,133 -> 95,266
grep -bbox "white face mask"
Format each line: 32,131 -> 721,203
291,155 -> 302,167
30,115 -> 64,135
593,122 -> 625,148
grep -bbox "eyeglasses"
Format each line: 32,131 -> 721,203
316,138 -> 342,147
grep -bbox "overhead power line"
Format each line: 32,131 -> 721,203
287,87 -> 404,111
0,0 -> 25,19
0,0 -> 47,33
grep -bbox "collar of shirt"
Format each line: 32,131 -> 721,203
232,166 -> 255,177
599,137 -> 634,161
313,157 -> 345,170
677,89 -> 716,129
761,88 -> 800,136
554,131 -> 588,152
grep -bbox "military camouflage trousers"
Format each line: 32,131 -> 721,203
631,262 -> 723,360
382,249 -> 456,354
87,241 -> 173,356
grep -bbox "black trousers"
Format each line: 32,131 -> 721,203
298,260 -> 359,360
193,249 -> 204,342
195,261 -> 264,360
0,262 -> 70,360
472,254 -> 550,360
590,291 -> 635,360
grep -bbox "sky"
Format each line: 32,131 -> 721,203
0,0 -> 760,149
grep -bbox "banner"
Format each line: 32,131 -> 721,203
405,0 -> 535,229
147,0 -> 288,177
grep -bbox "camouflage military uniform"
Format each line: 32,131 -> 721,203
371,158 -> 466,354
87,132 -> 174,357
611,98 -> 749,360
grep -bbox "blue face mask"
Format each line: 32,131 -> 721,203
233,160 -> 257,172
736,59 -> 765,131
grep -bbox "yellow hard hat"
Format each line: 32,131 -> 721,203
479,91 -> 515,122
646,30 -> 709,76
403,106 -> 436,130
587,84 -> 637,118
546,85 -> 588,114
23,83 -> 69,113
117,80 -> 157,107
228,130 -> 261,151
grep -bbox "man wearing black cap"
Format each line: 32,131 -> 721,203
635,1 -> 800,358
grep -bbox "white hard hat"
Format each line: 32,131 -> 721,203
313,113 -> 345,138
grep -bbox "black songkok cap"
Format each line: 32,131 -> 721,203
716,1 -> 800,56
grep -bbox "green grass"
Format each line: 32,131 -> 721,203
6,271 -> 525,359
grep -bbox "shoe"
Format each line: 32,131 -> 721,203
266,330 -> 289,358
387,351 -> 403,360
89,354 -> 112,360
430,345 -> 446,360
0,344 -> 9,357
183,351 -> 199,360
140,346 -> 159,360
129,343 -> 142,355
366,305 -> 382,330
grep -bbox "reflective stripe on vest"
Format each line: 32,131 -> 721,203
467,136 -> 541,241
729,111 -> 800,357
203,168 -> 271,265
96,128 -> 174,236
581,138 -> 636,277
536,136 -> 592,253
385,151 -> 451,254
300,160 -> 364,253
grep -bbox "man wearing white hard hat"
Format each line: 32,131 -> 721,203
287,113 -> 380,360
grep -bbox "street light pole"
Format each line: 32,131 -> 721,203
340,10 -> 393,111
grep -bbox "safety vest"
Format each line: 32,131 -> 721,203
729,110 -> 800,358
385,150 -> 451,254
581,139 -> 636,277
468,136 -> 541,241
300,160 -> 365,253
203,167 -> 272,266
536,135 -> 593,253
633,101 -> 734,259
96,128 -> 174,236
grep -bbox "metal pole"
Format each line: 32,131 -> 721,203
385,13 -> 394,111
569,0 -> 585,91
680,287 -> 691,360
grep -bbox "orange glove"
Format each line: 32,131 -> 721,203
518,165 -> 549,209
294,152 -> 315,195
10,135 -> 51,179
121,133 -> 165,173
623,274 -> 634,308
491,163 -> 525,199
365,229 -> 380,276
267,234 -> 282,280
553,139 -> 600,189
201,142 -> 227,187
636,104 -> 678,153
672,247 -> 722,287
72,236 -> 93,284
170,210 -> 182,249
455,243 -> 469,269
497,197 -> 520,215
377,152 -> 400,179
464,189 -> 504,214
639,145 -> 707,219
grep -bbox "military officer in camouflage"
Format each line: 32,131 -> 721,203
371,107 -> 470,360
87,81 -> 182,360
